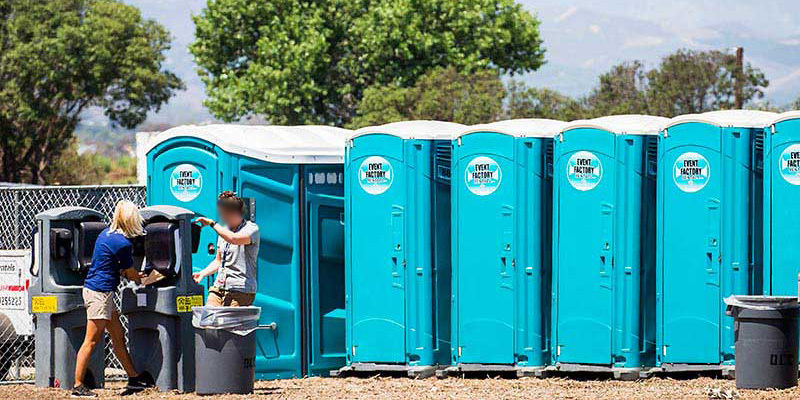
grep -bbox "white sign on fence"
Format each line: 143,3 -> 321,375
0,251 -> 33,338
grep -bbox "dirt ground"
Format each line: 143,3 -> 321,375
0,376 -> 799,400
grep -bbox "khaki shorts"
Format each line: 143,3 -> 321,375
83,288 -> 115,320
208,286 -> 255,307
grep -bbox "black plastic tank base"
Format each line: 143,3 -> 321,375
726,296 -> 800,390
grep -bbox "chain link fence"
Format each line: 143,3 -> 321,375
0,185 -> 146,383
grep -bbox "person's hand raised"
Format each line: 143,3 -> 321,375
195,217 -> 215,227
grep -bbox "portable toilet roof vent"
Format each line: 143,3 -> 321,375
350,120 -> 465,140
665,110 -> 778,129
144,124 -> 350,164
458,119 -> 567,138
561,115 -> 669,135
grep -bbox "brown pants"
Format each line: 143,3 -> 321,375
207,286 -> 255,307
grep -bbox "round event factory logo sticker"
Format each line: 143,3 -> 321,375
673,152 -> 710,193
465,156 -> 502,196
358,156 -> 394,195
170,164 -> 203,202
567,151 -> 603,191
779,144 -> 800,186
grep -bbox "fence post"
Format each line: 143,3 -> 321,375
13,190 -> 20,250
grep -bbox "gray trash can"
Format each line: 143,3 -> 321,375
725,296 -> 800,389
193,306 -> 269,395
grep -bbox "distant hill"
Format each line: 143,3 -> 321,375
78,0 -> 800,142
519,1 -> 800,106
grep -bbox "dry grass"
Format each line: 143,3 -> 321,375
1,376 -> 798,399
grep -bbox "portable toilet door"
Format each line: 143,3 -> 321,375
344,121 -> 463,374
552,115 -> 665,378
146,125 -> 351,379
763,111 -> 800,296
146,128 -> 234,288
657,110 -> 775,371
449,119 -> 565,372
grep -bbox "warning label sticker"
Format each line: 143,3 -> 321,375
673,152 -> 710,193
779,144 -> 800,186
567,151 -> 603,191
170,164 -> 203,202
177,295 -> 204,313
465,156 -> 502,196
358,156 -> 394,195
31,296 -> 57,313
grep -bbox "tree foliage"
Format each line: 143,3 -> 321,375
505,81 -> 589,121
350,67 -> 505,128
191,0 -> 545,125
585,49 -> 769,118
0,0 -> 183,184
350,48 -> 773,127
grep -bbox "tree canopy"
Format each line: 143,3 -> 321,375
191,0 -> 545,125
350,67 -> 505,128
584,49 -> 769,118
0,0 -> 183,184
350,49 -> 774,127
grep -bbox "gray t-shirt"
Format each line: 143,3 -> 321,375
214,220 -> 260,293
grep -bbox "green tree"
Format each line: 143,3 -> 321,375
191,0 -> 545,125
42,141 -> 109,185
584,50 -> 769,118
505,81 -> 589,121
349,67 -> 505,128
585,61 -> 650,117
646,49 -> 768,117
0,0 -> 183,184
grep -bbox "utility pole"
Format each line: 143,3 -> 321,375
734,47 -> 744,109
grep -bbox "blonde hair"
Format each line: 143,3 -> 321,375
109,200 -> 145,238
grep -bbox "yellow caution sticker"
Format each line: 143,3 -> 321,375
177,295 -> 204,313
31,296 -> 58,313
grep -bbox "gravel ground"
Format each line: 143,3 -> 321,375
1,376 -> 799,400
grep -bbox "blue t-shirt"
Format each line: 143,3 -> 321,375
84,228 -> 134,292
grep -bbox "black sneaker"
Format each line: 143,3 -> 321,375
71,384 -> 98,397
127,370 -> 156,390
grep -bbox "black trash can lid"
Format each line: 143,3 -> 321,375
724,295 -> 800,310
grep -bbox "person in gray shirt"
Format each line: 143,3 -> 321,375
193,191 -> 260,306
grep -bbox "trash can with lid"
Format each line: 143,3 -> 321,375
724,296 -> 800,389
193,306 -> 276,395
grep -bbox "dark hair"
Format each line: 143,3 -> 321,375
217,191 -> 245,215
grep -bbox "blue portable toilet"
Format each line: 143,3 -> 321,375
341,120 -> 463,378
145,124 -> 351,379
551,115 -> 666,379
657,110 -> 776,373
446,119 -> 566,376
763,111 -> 800,296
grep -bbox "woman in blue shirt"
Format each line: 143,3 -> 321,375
72,201 -> 155,397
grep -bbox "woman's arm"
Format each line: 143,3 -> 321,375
121,267 -> 142,284
193,250 -> 222,283
118,242 -> 141,284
